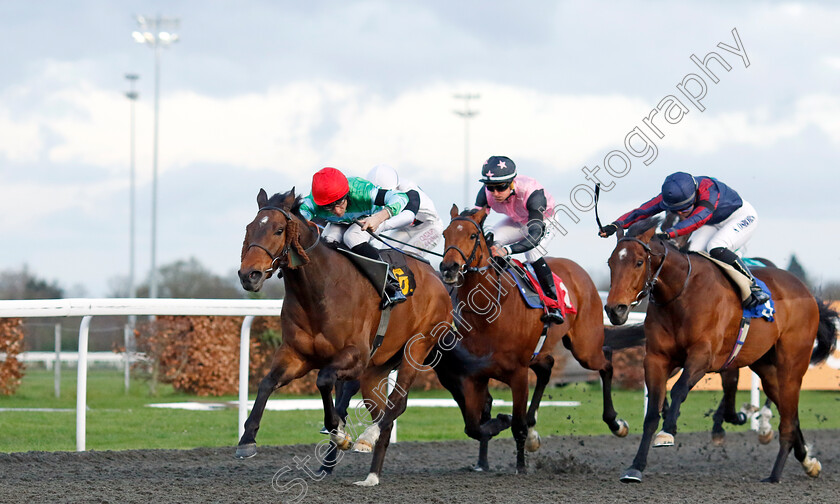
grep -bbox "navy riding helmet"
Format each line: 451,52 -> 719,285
661,172 -> 698,210
479,156 -> 517,183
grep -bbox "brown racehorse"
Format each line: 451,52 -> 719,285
237,188 -> 454,487
437,206 -> 630,472
604,218 -> 837,483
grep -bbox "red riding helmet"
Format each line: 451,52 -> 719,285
311,167 -> 349,206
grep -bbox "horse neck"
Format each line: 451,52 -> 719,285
649,242 -> 692,305
281,218 -> 333,302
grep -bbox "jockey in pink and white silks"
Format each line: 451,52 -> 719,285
473,155 -> 564,325
366,164 -> 444,258
598,171 -> 770,309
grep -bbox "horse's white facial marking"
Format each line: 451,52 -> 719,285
618,249 -> 628,261
259,216 -> 269,226
457,224 -> 463,231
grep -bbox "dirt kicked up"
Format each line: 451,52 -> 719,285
1,430 -> 837,503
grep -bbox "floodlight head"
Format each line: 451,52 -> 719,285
158,32 -> 171,42
131,31 -> 145,44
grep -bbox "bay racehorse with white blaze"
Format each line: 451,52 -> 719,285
436,205 -> 635,472
604,218 -> 837,483
237,188 -> 454,487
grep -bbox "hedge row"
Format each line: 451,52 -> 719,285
0,318 -> 25,395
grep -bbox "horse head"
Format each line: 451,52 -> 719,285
439,204 -> 490,284
239,187 -> 312,292
604,218 -> 661,325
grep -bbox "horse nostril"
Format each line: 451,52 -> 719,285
248,271 -> 262,283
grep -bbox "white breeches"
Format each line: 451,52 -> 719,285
686,201 -> 759,256
489,217 -> 554,263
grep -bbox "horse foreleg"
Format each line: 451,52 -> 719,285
476,390 -> 494,471
599,346 -> 628,437
510,369 -> 530,473
315,348 -> 365,475
524,353 -> 554,452
236,346 -> 310,458
335,379 -> 361,424
658,352 -> 709,446
712,368 -> 742,446
620,354 -> 670,483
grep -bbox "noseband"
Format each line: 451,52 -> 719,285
443,217 -> 488,274
618,237 -> 691,306
246,206 -> 320,275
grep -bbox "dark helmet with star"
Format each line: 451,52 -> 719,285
479,155 -> 517,184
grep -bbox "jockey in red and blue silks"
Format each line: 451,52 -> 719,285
472,155 -> 564,325
599,171 -> 770,309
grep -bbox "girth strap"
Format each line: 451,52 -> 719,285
532,322 -> 550,360
369,306 -> 393,358
719,317 -> 750,371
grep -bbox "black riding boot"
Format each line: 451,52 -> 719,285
351,243 -> 407,309
709,247 -> 770,309
532,258 -> 564,324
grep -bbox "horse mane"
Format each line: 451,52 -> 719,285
626,216 -> 663,238
266,191 -> 306,218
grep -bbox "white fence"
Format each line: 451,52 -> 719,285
0,297 -> 761,452
0,298 -> 283,451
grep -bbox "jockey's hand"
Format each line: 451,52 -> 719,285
655,232 -> 671,241
599,222 -> 619,238
490,245 -> 509,257
359,209 -> 390,233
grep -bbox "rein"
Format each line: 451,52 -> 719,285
618,237 -> 692,306
247,206 -> 321,275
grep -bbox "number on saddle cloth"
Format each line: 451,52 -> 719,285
335,247 -> 417,298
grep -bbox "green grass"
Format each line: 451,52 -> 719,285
1,368 -> 838,453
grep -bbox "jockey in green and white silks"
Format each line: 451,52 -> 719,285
300,167 -> 410,308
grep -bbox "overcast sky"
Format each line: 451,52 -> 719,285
1,0 -> 839,297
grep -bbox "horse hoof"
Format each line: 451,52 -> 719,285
525,429 -> 541,452
319,425 -> 330,435
711,433 -> 725,447
803,457 -> 821,478
758,430 -> 774,445
760,476 -> 780,483
353,473 -> 380,487
653,431 -> 674,447
611,419 -> 629,438
620,468 -> 643,483
235,443 -> 257,459
353,440 -> 373,453
472,464 -> 488,472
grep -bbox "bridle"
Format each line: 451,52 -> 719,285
246,206 -> 320,276
443,217 -> 490,275
617,237 -> 692,307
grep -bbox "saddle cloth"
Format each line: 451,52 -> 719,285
695,251 -> 774,321
335,246 -> 417,298
506,259 -> 577,317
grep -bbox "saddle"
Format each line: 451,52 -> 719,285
333,245 -> 417,299
503,259 -> 577,317
694,252 -> 776,371
694,251 -> 774,321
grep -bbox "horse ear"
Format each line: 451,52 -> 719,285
283,188 -> 296,209
616,226 -> 625,241
472,207 -> 488,227
257,188 -> 268,208
450,204 -> 459,219
638,225 -> 656,244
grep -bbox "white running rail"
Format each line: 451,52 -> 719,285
0,298 -> 283,451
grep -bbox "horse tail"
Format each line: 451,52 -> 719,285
604,323 -> 646,350
811,298 -> 839,365
427,338 -> 491,377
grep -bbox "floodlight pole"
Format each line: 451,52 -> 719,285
132,15 -> 179,300
125,74 -> 139,304
453,94 -> 480,208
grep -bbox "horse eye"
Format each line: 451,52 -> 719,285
274,228 -> 285,236
470,233 -> 477,239
635,260 -> 644,267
